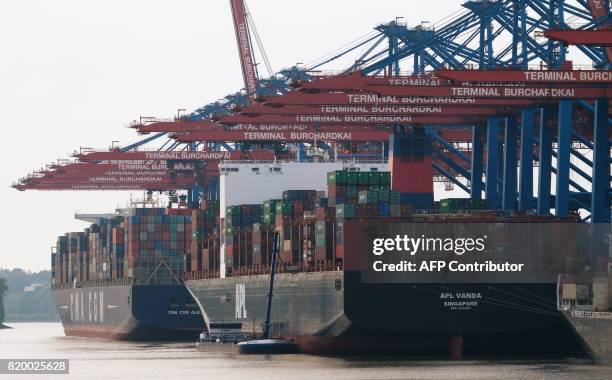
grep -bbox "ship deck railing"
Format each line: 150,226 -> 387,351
52,277 -> 134,290
570,310 -> 612,320
183,260 -> 343,281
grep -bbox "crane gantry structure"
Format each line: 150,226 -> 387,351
13,0 -> 611,224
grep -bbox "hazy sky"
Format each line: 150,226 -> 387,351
0,0 -> 593,271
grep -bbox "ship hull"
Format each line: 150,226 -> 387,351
53,284 -> 204,341
186,271 -> 587,356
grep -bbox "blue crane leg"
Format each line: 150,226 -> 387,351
519,108 -> 536,211
537,107 -> 553,215
502,117 -> 518,210
555,100 -> 573,217
486,118 -> 501,208
471,125 -> 485,200
591,98 -> 611,223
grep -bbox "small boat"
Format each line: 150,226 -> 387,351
237,339 -> 298,354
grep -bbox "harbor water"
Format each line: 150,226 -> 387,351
1,323 -> 611,379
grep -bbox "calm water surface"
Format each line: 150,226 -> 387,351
1,323 -> 611,380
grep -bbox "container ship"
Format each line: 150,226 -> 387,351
51,203 -> 208,340
183,138 -> 594,357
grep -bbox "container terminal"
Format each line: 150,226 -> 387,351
12,0 -> 612,361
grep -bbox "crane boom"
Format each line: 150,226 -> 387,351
230,0 -> 259,95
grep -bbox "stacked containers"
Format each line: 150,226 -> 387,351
263,200 -> 279,225
51,248 -> 57,285
315,207 -> 335,262
111,224 -> 125,279
127,208 -> 192,285
52,207 -> 201,286
202,235 -> 220,271
328,170 -> 398,260
56,236 -> 68,284
225,227 -> 251,269
225,205 -> 261,270
191,203 -> 221,273
277,190 -> 318,264
302,213 -> 316,263
252,223 -> 274,265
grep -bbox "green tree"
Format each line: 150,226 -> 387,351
0,278 -> 8,323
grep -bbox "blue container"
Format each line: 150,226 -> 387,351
378,202 -> 390,216
400,192 -> 434,210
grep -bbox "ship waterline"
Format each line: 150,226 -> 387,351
53,283 -> 204,340
185,270 -> 588,356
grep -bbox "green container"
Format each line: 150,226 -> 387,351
439,199 -> 451,212
440,198 -> 469,212
346,185 -> 358,198
346,171 -> 358,185
227,206 -> 241,217
368,172 -> 380,186
367,189 -> 379,203
327,170 -> 347,185
263,199 -> 279,213
276,201 -> 293,215
382,172 -> 391,186
316,221 -> 325,232
378,188 -> 390,203
357,172 -> 370,185
263,214 -> 275,224
315,236 -> 326,247
468,199 -> 490,210
336,204 -> 356,220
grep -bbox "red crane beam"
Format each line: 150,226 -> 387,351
298,73 -> 611,100
367,84 -> 610,99
173,129 -> 393,143
263,91 -> 541,107
240,103 -> 503,116
23,176 -> 196,186
435,69 -> 612,83
220,114 -> 482,125
14,183 -> 188,191
76,150 -> 275,161
299,73 -> 446,91
544,30 -> 612,47
133,120 -> 219,134
173,124 -> 477,143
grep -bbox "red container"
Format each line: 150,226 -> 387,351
335,244 -> 344,260
315,207 -> 334,220
202,249 -> 210,270
315,246 -> 327,261
356,205 -> 367,217
293,202 -> 304,216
